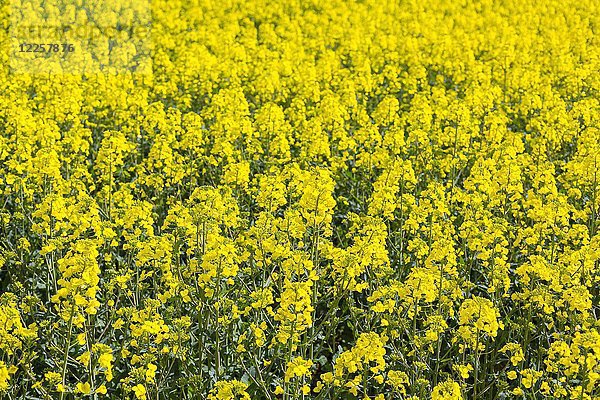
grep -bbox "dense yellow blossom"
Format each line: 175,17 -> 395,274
1,0 -> 599,398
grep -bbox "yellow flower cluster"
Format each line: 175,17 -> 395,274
0,0 -> 599,399
321,332 -> 387,396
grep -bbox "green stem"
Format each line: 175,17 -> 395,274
60,303 -> 76,400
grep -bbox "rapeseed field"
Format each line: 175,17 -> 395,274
0,0 -> 599,398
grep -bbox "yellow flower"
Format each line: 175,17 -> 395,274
96,385 -> 107,395
77,333 -> 86,346
456,364 -> 473,379
0,364 -> 9,392
145,363 -> 157,383
132,384 -> 146,399
432,379 -> 462,400
521,369 -> 542,389
501,343 -> 524,366
76,382 -> 92,395
98,352 -> 113,370
208,380 -> 250,400
333,332 -> 387,378
387,370 -> 409,394
284,357 -> 313,382
458,296 -> 503,348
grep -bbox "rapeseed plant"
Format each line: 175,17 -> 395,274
0,0 -> 599,399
